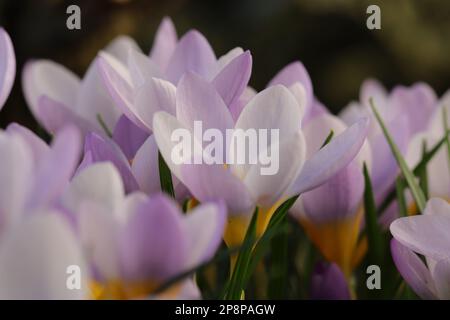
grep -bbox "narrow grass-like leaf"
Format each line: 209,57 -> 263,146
370,98 -> 426,212
224,207 -> 258,300
158,151 -> 175,198
443,106 -> 450,168
363,163 -> 384,264
418,141 -> 429,199
320,130 -> 334,148
395,177 -> 408,217
378,133 -> 447,214
268,218 -> 289,299
244,195 -> 299,287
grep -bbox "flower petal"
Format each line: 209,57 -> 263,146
35,95 -> 97,135
6,123 -> 50,164
97,52 -> 150,131
62,162 -> 125,216
165,30 -> 216,84
131,135 -> 161,195
74,57 -> 122,132
267,61 -> 313,108
112,115 -> 149,160
82,132 -> 139,193
128,48 -> 162,88
390,239 -> 437,300
287,117 -> 369,196
0,28 -> 15,110
182,201 -> 226,269
390,212 -> 450,261
212,50 -> 252,108
301,160 -> 364,223
26,125 -> 82,211
119,193 -> 187,281
149,17 -> 178,71
22,60 -> 81,131
176,72 -> 233,136
0,132 -> 32,231
134,77 -> 177,131
181,163 -> 254,214
232,85 -> 302,179
310,262 -> 351,300
431,258 -> 450,299
0,212 -> 89,299
243,131 -> 306,208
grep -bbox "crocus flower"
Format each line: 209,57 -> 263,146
96,19 -> 252,134
340,79 -> 437,206
61,162 -> 226,299
0,27 -> 15,111
266,61 -> 327,125
0,123 -> 81,236
290,112 -> 371,276
22,34 -> 140,136
310,262 -> 351,300
151,72 -> 369,248
390,198 -> 450,299
0,211 -> 89,299
405,97 -> 450,204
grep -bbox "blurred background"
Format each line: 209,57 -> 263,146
1,0 -> 450,130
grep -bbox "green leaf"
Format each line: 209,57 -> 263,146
378,132 -> 448,214
417,140 -> 429,199
96,113 -> 112,138
370,98 -> 426,212
442,106 -> 450,169
320,130 -> 334,148
224,207 -> 259,300
395,177 -> 408,217
244,195 -> 299,287
363,163 -> 384,264
267,218 -> 289,299
158,151 -> 175,198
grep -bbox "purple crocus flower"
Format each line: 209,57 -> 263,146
22,35 -> 140,136
289,112 -> 371,276
61,163 -> 226,299
96,18 -> 252,133
150,72 -> 369,247
404,98 -> 450,204
310,262 -> 351,300
0,27 -> 15,111
0,123 -> 81,235
266,61 -> 328,125
340,79 -> 437,206
390,198 -> 450,299
0,212 -> 89,299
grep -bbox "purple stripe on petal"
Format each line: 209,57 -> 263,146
119,193 -> 187,282
84,132 -> 139,193
301,160 -> 364,223
112,115 -> 149,160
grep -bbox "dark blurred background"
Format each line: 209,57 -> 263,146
1,0 -> 450,130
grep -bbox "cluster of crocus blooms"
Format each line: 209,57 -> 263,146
0,17 -> 449,300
